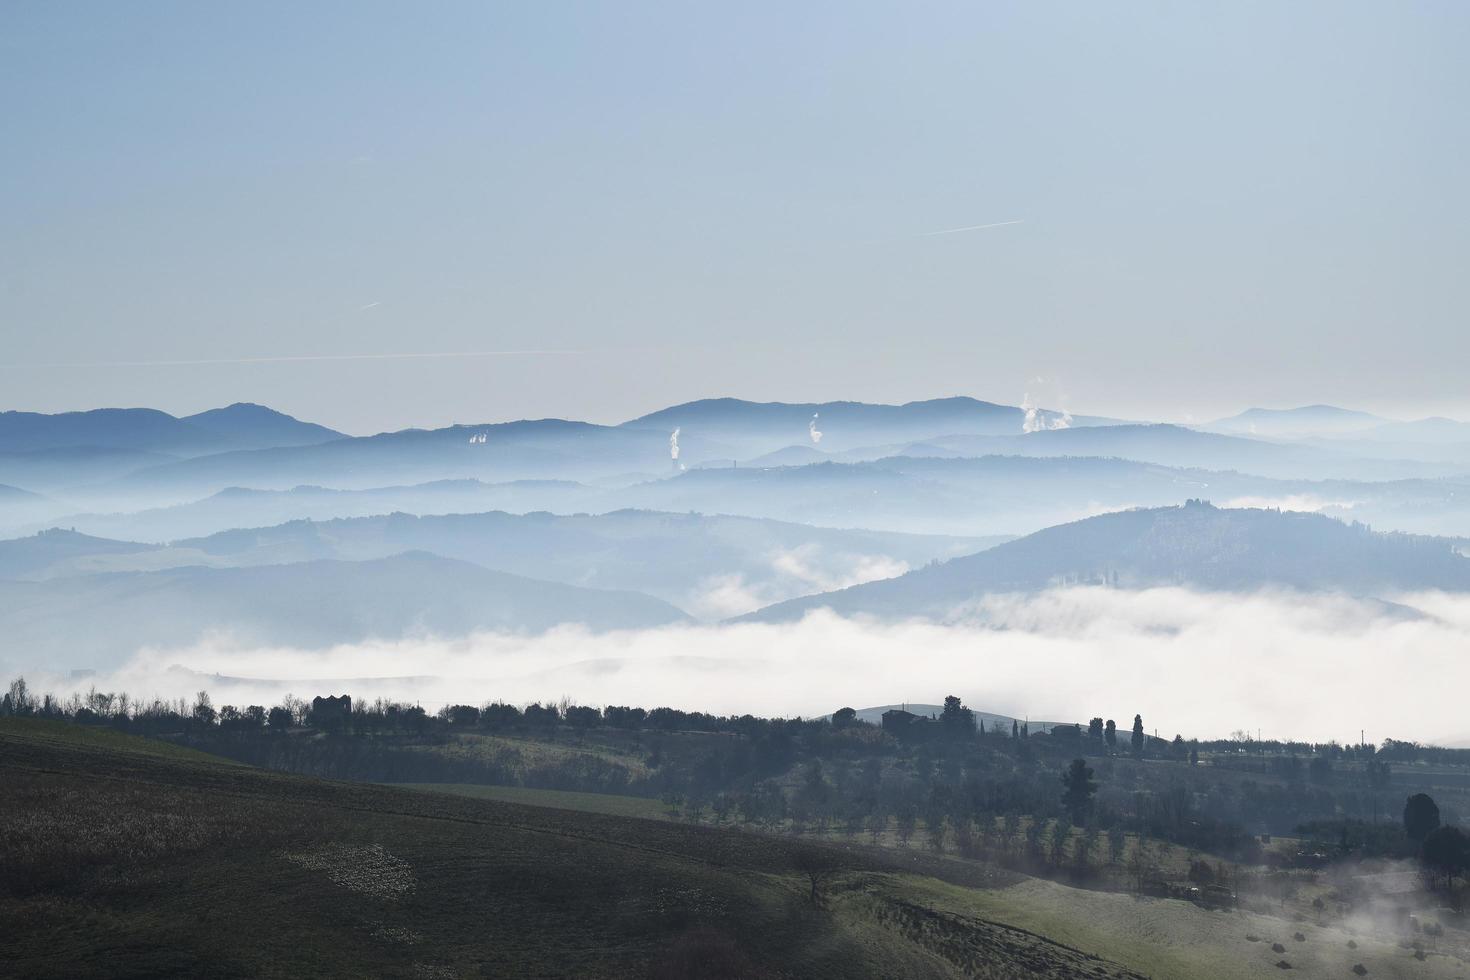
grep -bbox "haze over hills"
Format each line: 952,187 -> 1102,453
741,502 -> 1470,623
1360,417 -> 1470,446
0,528 -> 163,580
102,418 -> 724,502
0,479 -> 605,542
0,552 -> 689,673
921,424 -> 1461,481
622,396 -> 1116,456
96,395 -> 1117,501
612,455 -> 1214,535
3,397 -> 1468,520
0,483 -> 46,503
0,395 -> 1108,503
15,449 -> 1470,546
1202,406 -> 1470,465
606,455 -> 1470,538
0,446 -> 182,494
1205,405 -> 1388,438
173,510 -> 995,616
10,394 -> 1470,689
0,511 -> 999,617
0,484 -> 67,535
741,445 -> 831,468
7,394 -> 1470,590
21,496 -> 1468,675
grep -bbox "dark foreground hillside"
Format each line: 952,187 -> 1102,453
0,719 -> 1147,979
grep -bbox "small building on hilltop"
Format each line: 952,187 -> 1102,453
881,708 -> 916,734
881,708 -> 939,740
310,694 -> 352,727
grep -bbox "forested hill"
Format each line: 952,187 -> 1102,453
742,503 -> 1470,622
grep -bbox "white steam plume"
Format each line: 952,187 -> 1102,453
808,413 -> 823,444
669,427 -> 681,460
1021,392 -> 1072,434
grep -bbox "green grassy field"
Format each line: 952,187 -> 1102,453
391,782 -> 667,820
0,719 -> 1154,979
383,778 -> 1470,978
905,876 -> 1470,980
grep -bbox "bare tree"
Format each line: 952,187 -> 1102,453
1126,839 -> 1153,893
792,845 -> 844,908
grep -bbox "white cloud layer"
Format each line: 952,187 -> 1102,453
1221,494 -> 1361,513
27,587 -> 1470,745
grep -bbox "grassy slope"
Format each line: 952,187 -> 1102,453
0,720 -> 1148,980
409,778 -> 1470,980
907,876 -> 1470,980
393,782 -> 667,820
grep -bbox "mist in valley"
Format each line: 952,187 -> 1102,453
25,585 -> 1470,746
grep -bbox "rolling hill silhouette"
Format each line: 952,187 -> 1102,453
0,552 -> 690,672
740,503 -> 1470,622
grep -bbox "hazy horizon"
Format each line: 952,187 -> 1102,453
5,389 -> 1470,439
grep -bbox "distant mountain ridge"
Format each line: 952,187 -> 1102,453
1213,404 -> 1385,428
0,483 -> 44,500
0,528 -> 161,580
916,423 -> 1464,481
102,417 -> 717,500
181,403 -> 343,448
90,398 -> 1111,500
740,503 -> 1470,622
0,403 -> 342,456
622,396 -> 1117,455
0,446 -> 182,494
8,397 -> 1468,530
3,479 -> 604,542
85,398 -> 1134,501
1204,405 -> 1470,451
0,510 -> 996,618
21,449 -> 1470,544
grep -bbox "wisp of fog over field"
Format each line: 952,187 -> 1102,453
35,586 -> 1470,745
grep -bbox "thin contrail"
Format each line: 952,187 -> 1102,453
0,350 -> 583,369
920,219 -> 1025,237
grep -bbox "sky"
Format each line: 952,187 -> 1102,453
3,1 -> 1468,435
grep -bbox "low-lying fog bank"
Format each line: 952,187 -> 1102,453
24,586 -> 1470,745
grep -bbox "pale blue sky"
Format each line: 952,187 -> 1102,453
3,1 -> 1467,433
